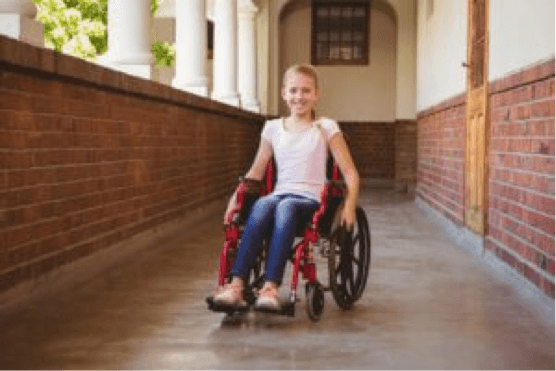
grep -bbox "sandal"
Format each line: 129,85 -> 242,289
212,280 -> 245,308
255,284 -> 281,312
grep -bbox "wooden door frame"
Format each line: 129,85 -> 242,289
464,0 -> 490,235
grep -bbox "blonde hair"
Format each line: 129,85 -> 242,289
282,64 -> 319,119
282,64 -> 319,89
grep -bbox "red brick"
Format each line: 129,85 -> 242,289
0,151 -> 32,169
0,225 -> 32,249
531,99 -> 555,118
0,131 -> 31,148
0,71 -> 61,96
509,105 -> 532,120
532,155 -> 555,174
531,139 -> 554,156
0,111 -> 34,131
508,138 -> 532,153
31,149 -> 76,167
30,132 -> 75,149
0,89 -> 32,111
547,258 -> 555,275
532,78 -> 555,99
525,120 -> 551,136
61,100 -> 111,120
31,96 -> 63,115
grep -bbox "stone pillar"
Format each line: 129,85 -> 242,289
172,0 -> 208,96
101,0 -> 154,79
238,0 -> 260,113
211,0 -> 240,107
0,0 -> 44,47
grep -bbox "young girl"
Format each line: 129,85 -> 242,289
213,64 -> 360,311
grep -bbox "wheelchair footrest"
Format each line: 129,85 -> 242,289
280,301 -> 296,317
206,296 -> 250,314
253,302 -> 295,317
206,295 -> 296,317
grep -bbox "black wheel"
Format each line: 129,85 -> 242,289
305,282 -> 325,321
328,206 -> 371,309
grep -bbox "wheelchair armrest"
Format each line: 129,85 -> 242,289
238,176 -> 264,193
225,178 -> 263,226
327,179 -> 345,189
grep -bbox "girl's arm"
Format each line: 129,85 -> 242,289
244,138 -> 273,180
329,133 -> 360,229
224,138 -> 273,224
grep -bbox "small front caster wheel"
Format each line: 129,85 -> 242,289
305,282 -> 325,322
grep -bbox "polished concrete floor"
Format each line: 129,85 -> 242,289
0,189 -> 553,369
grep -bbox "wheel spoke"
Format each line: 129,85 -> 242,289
348,269 -> 356,294
341,262 -> 348,288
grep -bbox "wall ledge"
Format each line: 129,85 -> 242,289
416,92 -> 466,120
0,35 -> 265,121
489,57 -> 555,94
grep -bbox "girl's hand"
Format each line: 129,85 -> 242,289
340,203 -> 356,231
224,197 -> 237,225
223,209 -> 231,225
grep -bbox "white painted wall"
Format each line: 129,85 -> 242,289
416,0 -> 467,112
272,0 -> 417,119
489,0 -> 555,80
279,2 -> 397,121
385,0 -> 417,119
416,0 -> 555,113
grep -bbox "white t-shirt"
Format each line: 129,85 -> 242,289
261,117 -> 341,201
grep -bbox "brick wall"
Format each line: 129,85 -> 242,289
486,59 -> 555,298
340,122 -> 396,179
0,36 -> 264,294
416,59 -> 555,298
395,120 -> 418,187
416,96 -> 467,223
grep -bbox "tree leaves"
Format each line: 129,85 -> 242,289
32,0 -> 175,66
33,0 -> 106,59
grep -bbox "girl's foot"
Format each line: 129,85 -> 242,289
212,280 -> 244,307
255,283 -> 280,312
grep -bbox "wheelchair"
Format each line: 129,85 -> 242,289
206,157 -> 371,322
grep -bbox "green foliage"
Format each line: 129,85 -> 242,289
151,0 -> 159,15
32,0 -> 175,66
33,0 -> 106,60
152,40 -> 175,68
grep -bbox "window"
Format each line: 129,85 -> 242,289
311,1 -> 370,66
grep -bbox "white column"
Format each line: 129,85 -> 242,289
100,0 -> 154,79
238,1 -> 260,113
172,0 -> 208,97
211,0 -> 240,107
0,0 -> 44,47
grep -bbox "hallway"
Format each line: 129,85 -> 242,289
0,189 -> 553,370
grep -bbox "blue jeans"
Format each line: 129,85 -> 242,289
230,193 -> 319,284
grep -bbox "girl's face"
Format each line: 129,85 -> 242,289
282,72 -> 320,119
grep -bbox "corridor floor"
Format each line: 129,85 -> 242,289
0,189 -> 553,369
